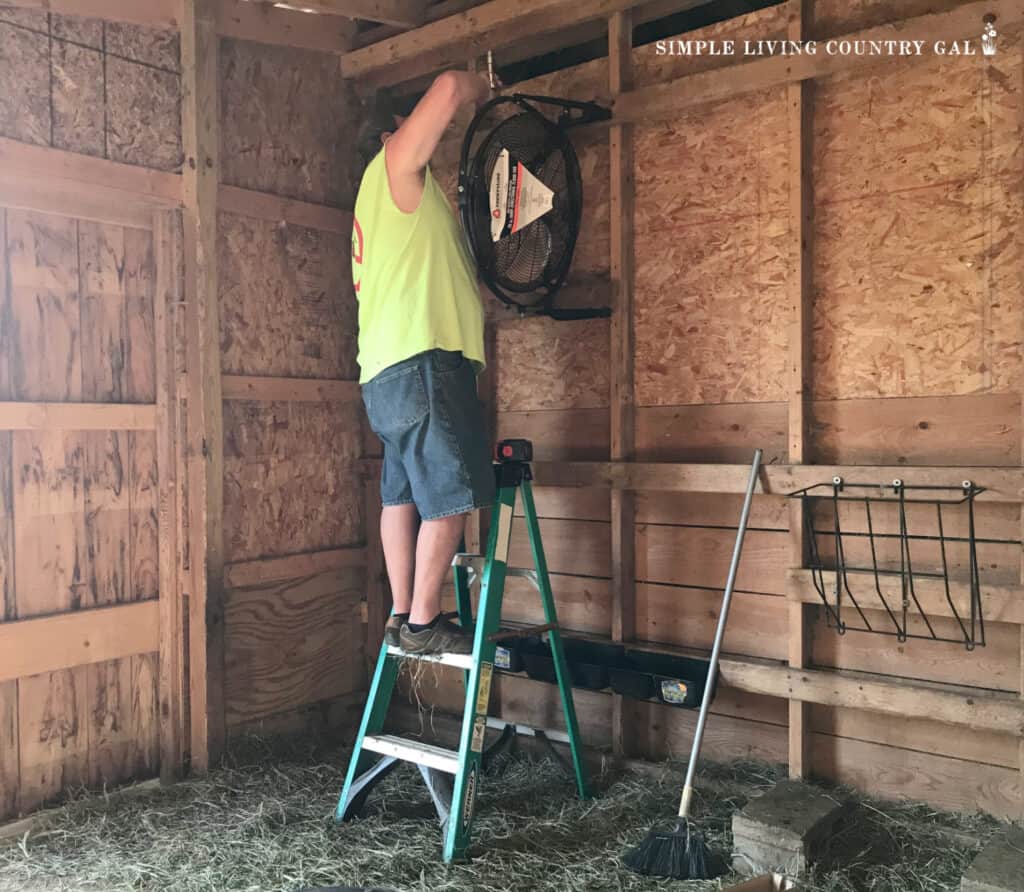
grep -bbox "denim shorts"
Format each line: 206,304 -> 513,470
362,349 -> 496,520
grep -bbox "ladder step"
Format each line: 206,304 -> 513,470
385,644 -> 474,670
362,734 -> 460,774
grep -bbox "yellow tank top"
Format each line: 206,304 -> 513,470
352,148 -> 485,384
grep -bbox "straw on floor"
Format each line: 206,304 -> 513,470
0,734 -> 997,892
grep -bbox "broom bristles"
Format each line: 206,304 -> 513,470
622,818 -> 712,879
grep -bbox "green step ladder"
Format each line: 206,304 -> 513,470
335,439 -> 590,862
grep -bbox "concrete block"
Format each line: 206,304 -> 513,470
732,780 -> 848,877
961,824 -> 1024,892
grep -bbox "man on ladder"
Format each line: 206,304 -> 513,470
342,71 -> 590,862
353,70 -> 496,655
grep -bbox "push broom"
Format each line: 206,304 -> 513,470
624,448 -> 763,880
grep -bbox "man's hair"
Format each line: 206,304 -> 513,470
356,88 -> 398,172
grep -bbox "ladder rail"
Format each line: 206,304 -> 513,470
520,478 -> 591,800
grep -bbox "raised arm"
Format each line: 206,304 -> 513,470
384,71 -> 491,211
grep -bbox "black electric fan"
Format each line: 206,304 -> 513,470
458,93 -> 611,320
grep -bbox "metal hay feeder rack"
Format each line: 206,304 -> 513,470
787,477 -> 986,650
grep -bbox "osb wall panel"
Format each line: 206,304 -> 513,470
224,569 -> 366,726
220,39 -> 359,208
813,37 -> 1023,401
813,0 -> 967,39
0,10 -> 181,170
222,400 -> 363,563
0,205 -> 159,817
632,8 -> 790,408
494,316 -> 609,412
219,212 -> 358,380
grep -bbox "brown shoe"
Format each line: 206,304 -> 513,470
384,614 -> 408,647
399,616 -> 474,655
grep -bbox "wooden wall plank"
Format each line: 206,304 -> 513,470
636,403 -> 788,464
608,7 -> 635,758
812,394 -> 1021,467
216,0 -> 356,52
813,734 -> 1021,820
217,185 -> 353,235
224,546 -> 368,590
637,525 -> 789,595
17,668 -> 89,813
7,210 -> 81,402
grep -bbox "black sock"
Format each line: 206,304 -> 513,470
391,612 -> 409,623
406,613 -> 441,633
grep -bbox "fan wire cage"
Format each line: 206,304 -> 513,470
787,478 -> 986,650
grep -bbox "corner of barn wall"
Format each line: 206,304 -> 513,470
215,35 -> 370,739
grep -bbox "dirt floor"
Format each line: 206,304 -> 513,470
0,733 -> 1000,892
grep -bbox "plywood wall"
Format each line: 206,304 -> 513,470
427,1 -> 1023,818
0,207 -> 161,817
217,37 -> 366,733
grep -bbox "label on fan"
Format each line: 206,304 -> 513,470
488,148 -> 555,242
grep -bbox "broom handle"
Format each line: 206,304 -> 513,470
677,448 -> 763,819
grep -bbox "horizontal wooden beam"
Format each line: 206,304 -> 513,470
788,569 -> 1024,626
217,0 -> 357,52
525,461 -> 1024,503
360,458 -> 1024,502
718,656 -> 1024,737
341,0 -> 643,85
0,0 -> 181,28
0,402 -> 157,430
0,601 -> 159,682
0,137 -> 182,209
299,0 -> 425,28
224,547 -> 367,589
221,375 -> 360,403
218,185 -> 353,234
355,0 -> 479,47
614,0 -> 1024,123
0,169 -> 157,229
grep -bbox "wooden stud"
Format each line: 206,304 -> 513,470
786,0 -> 814,781
608,8 -> 635,759
154,210 -> 185,785
181,0 -> 225,774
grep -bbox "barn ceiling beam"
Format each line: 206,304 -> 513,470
295,0 -> 427,28
340,0 -> 654,85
